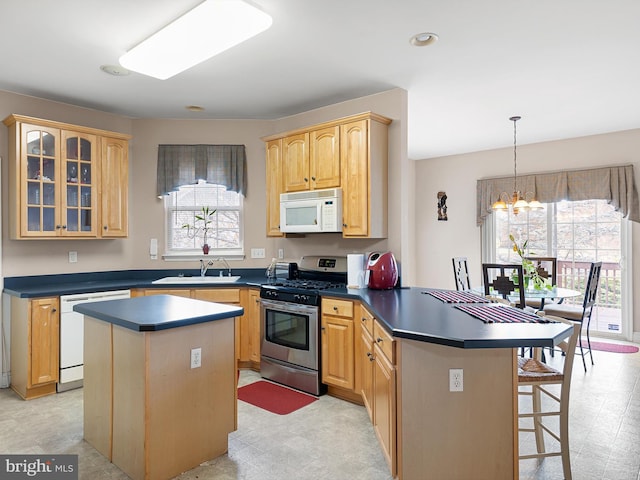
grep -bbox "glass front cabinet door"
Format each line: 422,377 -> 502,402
21,125 -> 97,237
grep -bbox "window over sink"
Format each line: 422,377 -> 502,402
164,180 -> 244,259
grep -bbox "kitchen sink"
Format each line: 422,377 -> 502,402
152,276 -> 241,284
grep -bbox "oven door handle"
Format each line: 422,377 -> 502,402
260,299 -> 318,315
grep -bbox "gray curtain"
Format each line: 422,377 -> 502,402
156,144 -> 247,197
476,164 -> 640,226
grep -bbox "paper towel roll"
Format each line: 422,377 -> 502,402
347,254 -> 366,288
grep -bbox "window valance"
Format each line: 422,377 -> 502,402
156,144 -> 247,197
476,164 -> 640,226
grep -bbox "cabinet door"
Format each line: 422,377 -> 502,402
61,130 -> 98,236
282,133 -> 310,192
360,327 -> 374,421
373,343 -> 397,475
321,315 -> 354,390
310,126 -> 340,190
340,120 -> 369,236
29,297 -> 59,387
248,289 -> 261,363
20,123 -> 61,237
265,139 -> 284,237
101,136 -> 129,237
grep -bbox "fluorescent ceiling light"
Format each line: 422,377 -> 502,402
119,0 -> 272,80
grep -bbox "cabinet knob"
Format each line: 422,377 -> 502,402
343,223 -> 347,227
62,225 -> 67,230
51,308 -> 57,313
304,177 -> 309,182
56,225 -> 62,229
321,326 -> 326,332
103,226 -> 108,230
311,176 -> 316,181
333,306 -> 338,311
376,337 -> 383,343
361,317 -> 366,322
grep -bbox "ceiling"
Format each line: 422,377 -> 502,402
1,0 -> 638,160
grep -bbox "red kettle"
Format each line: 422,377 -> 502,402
366,252 -> 398,289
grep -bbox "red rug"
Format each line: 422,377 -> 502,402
582,340 -> 639,354
238,381 -> 317,415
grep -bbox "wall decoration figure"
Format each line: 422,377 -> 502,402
437,191 -> 448,221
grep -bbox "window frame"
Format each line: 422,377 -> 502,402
482,199 -> 633,340
162,181 -> 245,261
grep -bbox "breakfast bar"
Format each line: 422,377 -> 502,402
74,295 -> 244,480
353,287 -> 573,480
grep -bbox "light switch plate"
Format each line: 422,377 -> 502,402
251,248 -> 266,258
68,251 -> 78,263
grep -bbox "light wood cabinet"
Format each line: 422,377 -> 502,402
262,112 -> 390,238
100,136 -> 129,237
360,305 -> 397,476
265,139 -> 284,237
3,114 -> 130,239
309,125 -> 341,190
321,297 -> 355,390
10,296 -> 60,399
341,116 -> 389,238
247,289 -> 261,364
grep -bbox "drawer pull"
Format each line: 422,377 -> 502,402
376,337 -> 383,343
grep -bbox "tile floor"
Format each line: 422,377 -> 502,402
1,345 -> 639,480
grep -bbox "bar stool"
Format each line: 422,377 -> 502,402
518,315 -> 580,480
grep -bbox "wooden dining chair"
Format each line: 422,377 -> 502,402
481,263 -> 526,309
451,257 -> 471,291
518,314 -> 580,480
543,262 -> 602,372
524,256 -> 558,309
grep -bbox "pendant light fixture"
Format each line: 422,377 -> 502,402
492,116 -> 542,214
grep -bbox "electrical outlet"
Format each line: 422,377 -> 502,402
278,248 -> 284,259
190,348 -> 202,369
449,368 -> 463,392
68,251 -> 78,263
251,248 -> 265,258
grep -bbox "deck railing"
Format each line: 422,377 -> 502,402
556,261 -> 621,309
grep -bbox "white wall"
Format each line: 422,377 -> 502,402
414,128 -> 640,336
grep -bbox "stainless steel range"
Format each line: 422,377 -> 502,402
260,255 -> 347,395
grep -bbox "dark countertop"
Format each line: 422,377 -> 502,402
74,294 -> 244,332
4,270 -> 572,349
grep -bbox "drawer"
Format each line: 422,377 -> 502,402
193,288 -> 241,303
360,306 -> 374,336
373,320 -> 395,364
322,298 -> 354,318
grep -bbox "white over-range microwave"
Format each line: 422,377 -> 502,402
280,188 -> 342,233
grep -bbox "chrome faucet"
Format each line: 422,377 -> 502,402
200,257 -> 232,277
200,259 -> 213,277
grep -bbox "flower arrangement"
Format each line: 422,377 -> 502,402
182,206 -> 216,254
509,234 -> 549,290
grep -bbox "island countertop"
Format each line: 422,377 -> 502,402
327,286 -> 573,349
74,294 -> 244,331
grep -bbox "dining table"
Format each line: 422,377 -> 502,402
474,285 -> 581,310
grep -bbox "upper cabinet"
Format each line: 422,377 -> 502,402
3,115 -> 131,239
282,126 -> 341,193
263,112 -> 390,238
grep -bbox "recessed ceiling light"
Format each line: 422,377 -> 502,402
100,64 -> 130,76
410,32 -> 439,47
186,105 -> 205,112
119,0 -> 273,80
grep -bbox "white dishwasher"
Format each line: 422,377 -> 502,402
59,289 -> 130,392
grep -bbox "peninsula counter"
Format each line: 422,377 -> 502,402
74,295 -> 244,480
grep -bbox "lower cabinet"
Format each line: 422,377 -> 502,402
10,296 -> 60,399
360,305 -> 397,476
321,297 -> 355,391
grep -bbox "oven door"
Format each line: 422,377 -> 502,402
261,299 -> 318,371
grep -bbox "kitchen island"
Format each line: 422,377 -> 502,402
74,295 -> 244,480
